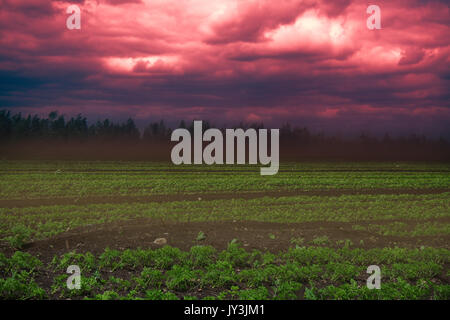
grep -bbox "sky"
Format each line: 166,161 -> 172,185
0,0 -> 449,136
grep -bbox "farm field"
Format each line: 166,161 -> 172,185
0,160 -> 449,300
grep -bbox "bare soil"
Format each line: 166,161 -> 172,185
7,219 -> 447,264
1,188 -> 449,208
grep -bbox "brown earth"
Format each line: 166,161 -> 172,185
5,219 -> 447,264
1,188 -> 449,208
2,168 -> 449,173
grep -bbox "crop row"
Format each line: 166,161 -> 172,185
1,244 -> 449,300
1,170 -> 449,199
1,193 -> 449,247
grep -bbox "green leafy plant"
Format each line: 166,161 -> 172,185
311,236 -> 330,246
196,231 -> 206,241
4,225 -> 32,249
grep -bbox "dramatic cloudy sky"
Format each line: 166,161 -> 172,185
0,0 -> 449,136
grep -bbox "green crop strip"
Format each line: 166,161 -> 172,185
0,161 -> 448,300
1,193 -> 448,246
0,161 -> 449,200
0,244 -> 448,300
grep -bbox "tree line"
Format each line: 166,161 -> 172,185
0,110 -> 448,147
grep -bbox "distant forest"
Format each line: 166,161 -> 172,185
0,110 -> 449,161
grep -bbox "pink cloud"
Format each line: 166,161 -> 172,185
0,0 -> 448,136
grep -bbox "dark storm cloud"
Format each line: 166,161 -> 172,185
0,0 -> 448,136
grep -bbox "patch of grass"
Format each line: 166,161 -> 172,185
4,225 -> 32,249
290,237 -> 305,246
0,270 -> 46,299
196,231 -> 206,241
311,236 -> 330,246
